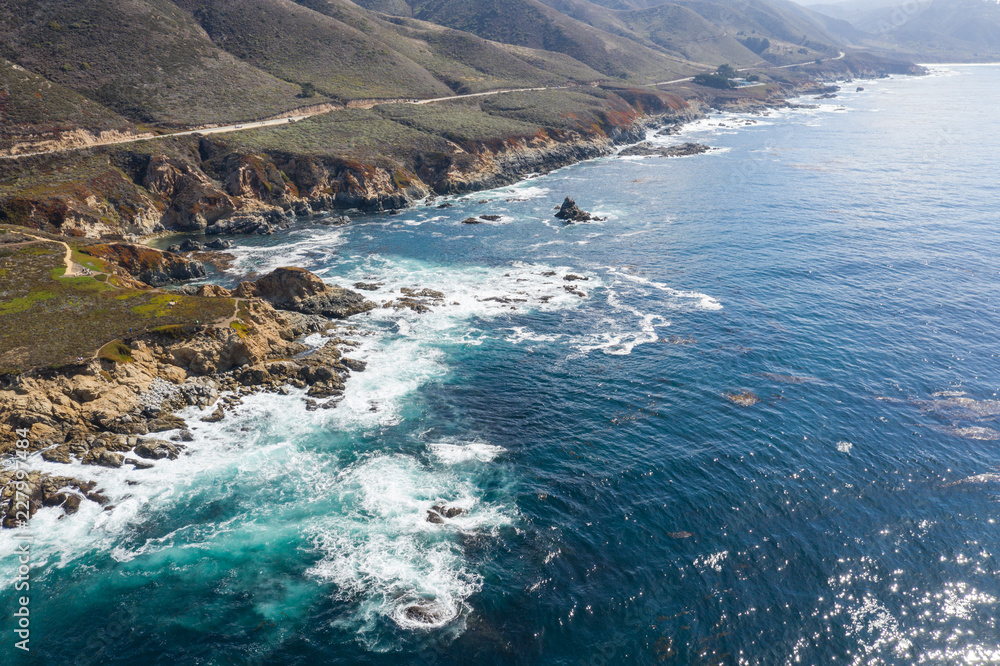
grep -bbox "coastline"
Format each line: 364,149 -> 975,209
0,55 -> 929,530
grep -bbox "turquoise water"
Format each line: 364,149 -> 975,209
4,65 -> 1000,664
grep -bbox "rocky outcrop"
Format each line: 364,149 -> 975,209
233,267 -> 376,319
0,291 -> 370,527
554,197 -> 603,223
81,243 -> 206,286
144,155 -> 236,232
0,471 -> 106,528
618,142 -> 712,158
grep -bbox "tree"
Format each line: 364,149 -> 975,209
693,72 -> 736,89
717,64 -> 738,78
738,36 -> 770,54
299,82 -> 316,98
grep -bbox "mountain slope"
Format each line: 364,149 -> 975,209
534,0 -> 765,66
174,0 -> 455,100
0,0 -> 304,126
0,59 -> 135,154
293,0 -> 608,92
352,0 -> 698,80
855,0 -> 1000,56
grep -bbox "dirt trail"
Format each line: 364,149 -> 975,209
17,234 -> 89,277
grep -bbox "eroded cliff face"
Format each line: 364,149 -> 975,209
0,90 -> 698,239
0,59 -> 914,240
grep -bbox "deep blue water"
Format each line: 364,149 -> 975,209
4,65 -> 1000,665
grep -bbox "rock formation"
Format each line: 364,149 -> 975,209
232,267 -> 376,319
618,142 -> 712,158
81,243 -> 206,286
554,197 -> 603,223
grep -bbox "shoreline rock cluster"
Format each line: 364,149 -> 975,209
0,267 -> 375,528
618,142 -> 712,159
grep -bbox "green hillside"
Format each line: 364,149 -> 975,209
0,0 -> 305,126
295,0 -> 607,92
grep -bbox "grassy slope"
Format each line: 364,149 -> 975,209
478,87 -> 636,133
0,59 -> 135,152
376,101 -> 545,145
296,0 -> 606,92
216,85 -> 667,163
396,0 -> 695,81
0,230 -> 234,373
0,0 -> 303,127
617,4 -> 765,66
213,107 -> 456,164
174,0 -> 454,101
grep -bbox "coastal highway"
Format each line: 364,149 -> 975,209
0,51 -> 849,160
652,50 -> 846,86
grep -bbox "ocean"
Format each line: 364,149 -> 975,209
3,64 -> 1000,665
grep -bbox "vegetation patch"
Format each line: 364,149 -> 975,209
97,339 -> 134,363
0,226 -> 233,374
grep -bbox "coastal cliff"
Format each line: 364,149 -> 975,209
0,54 -> 922,242
0,86 -> 696,239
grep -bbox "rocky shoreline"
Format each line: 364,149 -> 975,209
0,59 -> 927,529
0,265 -> 378,528
1,54 -> 925,244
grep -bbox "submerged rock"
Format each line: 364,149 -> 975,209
205,238 -> 234,250
724,391 -> 760,407
427,504 -> 466,523
398,599 -> 456,627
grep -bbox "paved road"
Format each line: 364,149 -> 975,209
652,51 -> 846,86
1,51 -> 849,160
